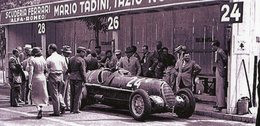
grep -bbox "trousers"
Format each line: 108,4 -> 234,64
48,73 -> 65,115
70,80 -> 84,113
10,84 -> 21,106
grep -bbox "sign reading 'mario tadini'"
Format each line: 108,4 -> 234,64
0,0 -> 223,25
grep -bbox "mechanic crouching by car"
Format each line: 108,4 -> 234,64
67,46 -> 87,114
174,52 -> 201,92
117,47 -> 141,76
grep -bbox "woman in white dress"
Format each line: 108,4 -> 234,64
28,47 -> 49,119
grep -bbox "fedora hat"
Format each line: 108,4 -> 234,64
61,45 -> 72,53
125,47 -> 133,53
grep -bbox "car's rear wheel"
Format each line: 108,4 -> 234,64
129,89 -> 151,121
174,88 -> 196,118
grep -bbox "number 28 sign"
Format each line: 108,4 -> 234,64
220,2 -> 243,23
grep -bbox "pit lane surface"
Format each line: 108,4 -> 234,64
0,92 -> 255,126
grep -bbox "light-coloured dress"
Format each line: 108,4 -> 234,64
29,56 -> 49,106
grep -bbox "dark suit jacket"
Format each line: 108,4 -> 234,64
215,48 -> 227,77
68,55 -> 87,82
141,52 -> 153,77
8,56 -> 23,84
175,60 -> 201,87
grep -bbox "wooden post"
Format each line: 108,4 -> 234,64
41,34 -> 46,58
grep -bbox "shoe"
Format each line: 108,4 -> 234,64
65,108 -> 70,111
60,107 -> 65,114
213,107 -> 222,112
37,110 -> 42,119
49,113 -> 61,116
12,105 -> 22,107
213,105 -> 218,108
73,111 -> 81,114
18,99 -> 23,103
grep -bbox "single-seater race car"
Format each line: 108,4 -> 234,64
81,68 -> 196,121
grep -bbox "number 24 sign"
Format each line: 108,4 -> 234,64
220,2 -> 243,23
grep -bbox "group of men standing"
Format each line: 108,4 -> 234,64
9,45 -> 32,107
8,39 -> 230,116
8,44 -> 101,116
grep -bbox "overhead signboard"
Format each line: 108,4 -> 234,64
0,0 -> 227,26
220,2 -> 243,23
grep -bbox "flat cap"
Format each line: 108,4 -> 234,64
61,45 -> 72,53
77,46 -> 87,52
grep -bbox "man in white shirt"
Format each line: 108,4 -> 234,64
46,44 -> 67,116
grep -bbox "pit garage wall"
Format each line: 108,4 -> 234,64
5,4 -> 226,75
228,0 -> 260,114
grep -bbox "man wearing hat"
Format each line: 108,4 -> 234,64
85,50 -> 99,71
103,50 -> 121,70
61,46 -> 72,111
117,47 -> 141,76
113,49 -> 122,67
67,46 -> 87,114
9,49 -> 24,107
46,44 -> 67,116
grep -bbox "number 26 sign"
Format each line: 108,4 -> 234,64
220,2 -> 243,23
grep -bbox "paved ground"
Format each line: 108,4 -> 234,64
0,90 -> 255,126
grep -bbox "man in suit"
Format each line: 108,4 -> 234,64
85,50 -> 99,71
131,45 -> 141,61
174,52 -> 201,91
211,40 -> 227,112
140,45 -> 154,77
117,47 -> 141,76
61,45 -> 72,111
68,47 -> 87,114
9,49 -> 24,107
47,44 -> 67,116
161,47 -> 176,69
150,41 -> 164,79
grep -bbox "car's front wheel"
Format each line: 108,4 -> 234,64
129,89 -> 151,121
174,88 -> 196,118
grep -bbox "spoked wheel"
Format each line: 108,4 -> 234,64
174,88 -> 196,118
129,89 -> 151,121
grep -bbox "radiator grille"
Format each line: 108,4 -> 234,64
162,83 -> 175,108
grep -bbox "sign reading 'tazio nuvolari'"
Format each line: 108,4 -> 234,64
1,0 -> 226,25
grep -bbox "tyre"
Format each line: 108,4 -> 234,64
129,89 -> 151,121
174,88 -> 196,118
80,86 -> 95,110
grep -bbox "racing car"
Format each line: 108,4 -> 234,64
81,68 -> 196,121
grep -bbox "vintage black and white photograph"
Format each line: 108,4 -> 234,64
0,0 -> 259,126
